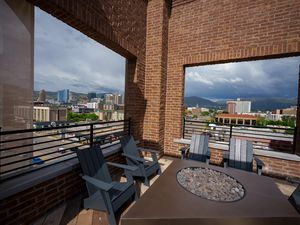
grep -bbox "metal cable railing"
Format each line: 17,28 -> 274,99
183,118 -> 296,154
0,119 -> 131,182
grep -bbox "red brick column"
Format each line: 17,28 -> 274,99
143,0 -> 170,152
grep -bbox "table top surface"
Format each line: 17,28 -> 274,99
121,159 -> 300,225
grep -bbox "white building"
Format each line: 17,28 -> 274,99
86,102 -> 99,109
227,98 -> 251,114
266,113 -> 282,121
33,106 -> 67,122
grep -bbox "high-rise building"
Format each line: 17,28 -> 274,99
113,94 -> 123,105
57,89 -> 69,103
104,93 -> 114,104
227,102 -> 236,114
37,89 -> 46,102
226,98 -> 251,114
87,92 -> 96,101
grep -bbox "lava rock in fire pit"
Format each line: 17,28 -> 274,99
177,167 -> 245,202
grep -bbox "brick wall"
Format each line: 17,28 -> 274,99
164,0 -> 300,155
28,0 -> 148,144
143,0 -> 170,152
0,152 -> 125,225
255,155 -> 300,179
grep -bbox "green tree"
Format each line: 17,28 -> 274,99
67,112 -> 99,122
201,111 -> 209,116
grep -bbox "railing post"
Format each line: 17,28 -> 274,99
128,118 -> 131,136
90,124 -> 94,147
182,117 -> 185,139
229,124 -> 233,139
293,126 -> 297,154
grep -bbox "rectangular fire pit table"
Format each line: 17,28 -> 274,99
121,159 -> 300,225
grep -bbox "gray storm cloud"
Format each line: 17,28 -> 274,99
34,7 -> 299,98
185,56 -> 300,99
34,7 -> 125,93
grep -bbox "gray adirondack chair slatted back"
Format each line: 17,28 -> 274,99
120,136 -> 140,164
229,138 -> 253,171
189,134 -> 209,162
76,146 -> 112,194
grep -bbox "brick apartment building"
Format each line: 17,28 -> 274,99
1,1 -> 300,223
216,113 -> 257,125
1,0 -> 300,164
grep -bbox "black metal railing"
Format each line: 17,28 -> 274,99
183,118 -> 296,154
0,119 -> 131,182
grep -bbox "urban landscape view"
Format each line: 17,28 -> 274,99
33,89 -> 124,126
1,1 -> 300,225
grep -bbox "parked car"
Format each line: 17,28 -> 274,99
32,157 -> 44,165
57,147 -> 66,153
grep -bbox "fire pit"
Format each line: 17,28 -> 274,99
177,167 -> 245,202
122,160 -> 300,225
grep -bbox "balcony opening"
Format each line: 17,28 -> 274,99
184,56 -> 300,154
0,6 -> 128,181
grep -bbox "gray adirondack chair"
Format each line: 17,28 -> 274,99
224,138 -> 264,175
120,135 -> 161,186
288,179 -> 300,214
180,134 -> 210,164
76,145 -> 138,225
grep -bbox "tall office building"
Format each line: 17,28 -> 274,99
226,98 -> 251,114
87,92 -> 96,101
57,89 -> 69,103
105,93 -> 114,104
113,94 -> 123,105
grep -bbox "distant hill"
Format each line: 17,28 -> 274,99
184,96 -> 297,111
250,98 -> 297,111
184,96 -> 224,108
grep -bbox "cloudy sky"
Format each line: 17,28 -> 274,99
185,56 -> 300,100
35,7 -> 300,98
34,7 -> 125,94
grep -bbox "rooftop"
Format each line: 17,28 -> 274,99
30,156 -> 297,225
216,114 -> 257,119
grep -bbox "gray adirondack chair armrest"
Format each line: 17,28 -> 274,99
107,162 -> 138,172
122,153 -> 146,163
139,148 -> 159,162
107,162 -> 138,183
82,175 -> 113,191
254,157 -> 264,175
179,146 -> 190,159
223,151 -> 229,168
206,149 -> 211,157
287,177 -> 300,184
139,148 -> 159,154
254,157 -> 264,167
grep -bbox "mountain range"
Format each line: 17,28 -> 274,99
34,91 -> 297,111
184,96 -> 297,111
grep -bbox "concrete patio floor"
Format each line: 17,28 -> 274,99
30,156 -> 297,225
